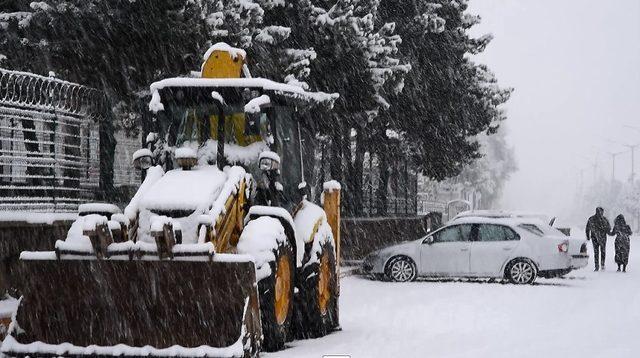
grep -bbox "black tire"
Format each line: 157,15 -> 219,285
297,240 -> 339,338
505,258 -> 537,285
258,241 -> 295,352
385,256 -> 417,282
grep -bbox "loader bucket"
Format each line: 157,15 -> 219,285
2,254 -> 262,357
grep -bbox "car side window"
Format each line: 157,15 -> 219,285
433,225 -> 467,243
478,224 -> 519,242
503,226 -> 520,241
458,224 -> 473,241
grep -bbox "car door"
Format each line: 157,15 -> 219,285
420,224 -> 472,276
469,224 -> 520,276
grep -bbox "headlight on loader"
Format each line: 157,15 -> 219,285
132,148 -> 153,170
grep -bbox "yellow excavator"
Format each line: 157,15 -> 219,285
2,43 -> 341,357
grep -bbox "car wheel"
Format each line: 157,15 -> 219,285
385,256 -> 417,282
506,258 -> 537,285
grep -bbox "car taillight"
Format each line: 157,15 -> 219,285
558,242 -> 568,253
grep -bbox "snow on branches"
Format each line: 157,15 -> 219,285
306,0 -> 411,121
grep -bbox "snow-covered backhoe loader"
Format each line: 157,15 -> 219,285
2,43 -> 341,357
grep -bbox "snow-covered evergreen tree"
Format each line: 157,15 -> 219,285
0,0 -> 513,214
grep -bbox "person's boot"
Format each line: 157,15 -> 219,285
594,267 -> 599,272
623,265 -> 627,272
617,265 -> 621,272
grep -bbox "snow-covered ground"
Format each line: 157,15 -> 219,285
268,234 -> 640,358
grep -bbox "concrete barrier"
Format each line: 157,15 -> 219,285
340,213 -> 442,261
0,219 -> 74,295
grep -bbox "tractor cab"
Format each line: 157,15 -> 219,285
140,43 -> 334,211
150,84 -> 302,209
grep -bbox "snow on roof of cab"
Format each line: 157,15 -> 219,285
149,77 -> 338,105
202,42 -> 247,61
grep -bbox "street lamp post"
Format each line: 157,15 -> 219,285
622,125 -> 640,183
623,144 -> 638,184
608,151 -> 624,182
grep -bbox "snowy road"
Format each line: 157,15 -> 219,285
267,236 -> 640,358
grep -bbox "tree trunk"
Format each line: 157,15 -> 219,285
341,123 -> 355,216
315,141 -> 326,202
352,125 -> 366,216
376,146 -> 389,216
98,102 -> 116,202
329,115 -> 349,214
329,114 -> 343,184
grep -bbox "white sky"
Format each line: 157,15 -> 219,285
467,0 -> 640,215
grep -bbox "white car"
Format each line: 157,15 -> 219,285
450,211 -> 589,272
362,217 -> 588,284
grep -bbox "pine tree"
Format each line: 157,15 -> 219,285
373,0 -> 512,213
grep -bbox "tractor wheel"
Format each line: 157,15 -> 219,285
299,240 -> 339,338
258,241 -> 295,352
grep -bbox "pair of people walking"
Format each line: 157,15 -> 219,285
585,207 -> 632,272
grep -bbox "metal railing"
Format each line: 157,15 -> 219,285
0,68 -> 107,212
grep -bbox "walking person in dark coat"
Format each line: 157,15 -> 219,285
585,207 -> 611,271
610,214 -> 632,272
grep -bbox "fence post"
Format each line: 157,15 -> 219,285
323,181 -> 341,270
323,180 -> 341,325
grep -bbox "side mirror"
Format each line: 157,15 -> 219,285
424,236 -> 434,245
132,148 -> 154,170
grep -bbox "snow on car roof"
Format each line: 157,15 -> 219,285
447,216 -> 532,226
453,210 -> 552,223
449,215 -> 571,238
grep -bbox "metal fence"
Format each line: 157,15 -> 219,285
417,200 -> 446,216
0,69 -> 107,212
